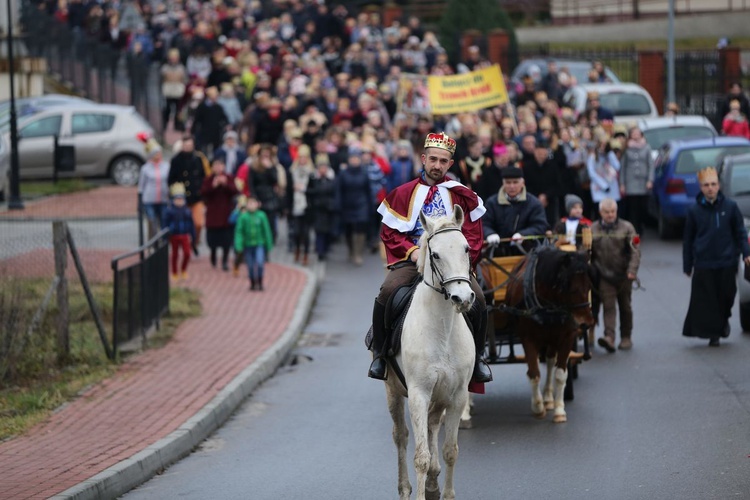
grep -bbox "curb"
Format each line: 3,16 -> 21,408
51,264 -> 320,500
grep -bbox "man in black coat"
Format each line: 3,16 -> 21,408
192,86 -> 228,155
683,166 -> 750,346
482,166 -> 549,256
168,135 -> 209,253
521,140 -> 563,227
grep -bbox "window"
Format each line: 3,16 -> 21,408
643,126 -> 716,151
19,115 -> 62,138
675,146 -> 750,174
72,113 -> 115,135
599,93 -> 652,117
729,161 -> 750,196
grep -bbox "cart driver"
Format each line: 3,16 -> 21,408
367,132 -> 493,384
481,166 -> 549,256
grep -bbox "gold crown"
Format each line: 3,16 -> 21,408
170,182 -> 186,197
697,166 -> 718,184
424,132 -> 457,155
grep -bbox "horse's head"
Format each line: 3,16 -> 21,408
537,248 -> 595,332
418,205 -> 475,313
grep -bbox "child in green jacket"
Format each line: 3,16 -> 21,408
234,197 -> 274,291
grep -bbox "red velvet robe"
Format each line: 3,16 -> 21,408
378,177 -> 485,268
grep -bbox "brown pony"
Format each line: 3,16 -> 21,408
502,247 -> 595,423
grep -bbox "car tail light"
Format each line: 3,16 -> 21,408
665,178 -> 685,194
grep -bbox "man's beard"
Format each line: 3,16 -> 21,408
426,168 -> 443,181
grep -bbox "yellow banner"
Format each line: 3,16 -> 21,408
427,65 -> 508,115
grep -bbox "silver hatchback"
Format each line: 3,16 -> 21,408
0,103 -> 155,189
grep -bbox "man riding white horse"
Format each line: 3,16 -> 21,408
368,131 -> 493,384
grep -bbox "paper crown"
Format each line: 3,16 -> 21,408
424,132 -> 457,155
697,166 -> 718,184
170,182 -> 186,197
144,138 -> 162,158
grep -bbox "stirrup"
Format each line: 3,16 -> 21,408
368,356 -> 388,380
473,359 -> 493,383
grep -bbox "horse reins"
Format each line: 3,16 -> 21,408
423,227 -> 472,300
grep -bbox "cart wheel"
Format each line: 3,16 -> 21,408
564,360 -> 575,401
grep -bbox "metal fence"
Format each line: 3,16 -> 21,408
518,45 -> 745,125
672,50 -> 724,126
111,228 -> 169,357
519,45 -> 640,83
20,2 -> 162,133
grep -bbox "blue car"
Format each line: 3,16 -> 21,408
650,136 -> 750,239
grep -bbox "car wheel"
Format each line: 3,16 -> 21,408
110,155 -> 142,186
740,303 -> 750,333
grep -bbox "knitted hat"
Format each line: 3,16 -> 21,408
565,194 -> 583,213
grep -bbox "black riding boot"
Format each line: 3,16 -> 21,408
368,301 -> 388,380
471,307 -> 493,383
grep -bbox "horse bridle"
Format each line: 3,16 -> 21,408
422,227 -> 472,300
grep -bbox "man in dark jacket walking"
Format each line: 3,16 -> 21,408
481,166 -> 549,256
591,198 -> 640,352
519,141 -> 562,227
169,135 -> 210,254
683,166 -> 750,346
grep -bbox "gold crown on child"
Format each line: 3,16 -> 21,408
170,182 -> 186,197
423,132 -> 456,155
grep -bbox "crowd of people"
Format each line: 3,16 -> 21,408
42,0 -> 750,347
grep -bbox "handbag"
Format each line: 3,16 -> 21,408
162,81 -> 186,99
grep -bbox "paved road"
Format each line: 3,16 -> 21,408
125,230 -> 750,500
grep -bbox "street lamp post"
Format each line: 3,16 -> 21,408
6,0 -> 24,210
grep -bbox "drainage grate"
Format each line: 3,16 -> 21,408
297,332 -> 343,347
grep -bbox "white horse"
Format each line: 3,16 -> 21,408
384,206 -> 476,500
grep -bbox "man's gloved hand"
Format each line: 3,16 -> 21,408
486,234 -> 501,246
511,232 -> 523,242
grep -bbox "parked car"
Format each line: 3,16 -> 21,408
649,136 -> 750,239
510,58 -> 620,94
717,153 -> 750,331
636,115 -> 718,162
0,103 -> 155,189
563,83 -> 659,123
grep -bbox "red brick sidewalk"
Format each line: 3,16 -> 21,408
0,255 -> 308,499
0,186 -> 138,219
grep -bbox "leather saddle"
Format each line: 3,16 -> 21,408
365,278 -> 477,356
364,280 -> 419,355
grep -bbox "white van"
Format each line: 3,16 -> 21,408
563,83 -> 659,124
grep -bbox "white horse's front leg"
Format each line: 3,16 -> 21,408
543,355 -> 557,410
386,384 -> 411,499
552,366 -> 568,423
528,375 -> 546,418
441,393 -> 467,500
425,409 -> 443,500
408,393 -> 431,500
459,392 -> 472,429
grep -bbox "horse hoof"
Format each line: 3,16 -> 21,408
459,417 -> 473,429
533,410 -> 547,419
425,487 -> 441,500
553,414 -> 567,423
